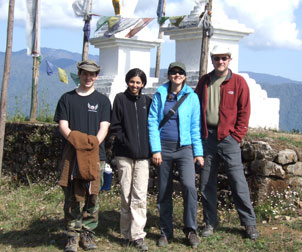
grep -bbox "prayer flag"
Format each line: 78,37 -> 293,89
169,16 -> 185,27
105,17 -> 139,38
112,0 -> 120,15
83,17 -> 91,41
158,16 -> 169,26
157,0 -> 164,18
70,73 -> 80,86
36,55 -> 42,63
95,16 -> 110,32
126,18 -> 154,38
107,16 -> 120,29
58,67 -> 68,84
45,60 -> 54,75
72,0 -> 90,17
25,0 -> 41,56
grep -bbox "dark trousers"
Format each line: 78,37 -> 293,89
157,141 -> 198,238
200,129 -> 256,227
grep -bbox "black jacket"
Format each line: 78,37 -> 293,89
110,88 -> 152,159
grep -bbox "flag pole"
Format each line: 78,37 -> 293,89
0,0 -> 16,180
155,0 -> 166,78
29,0 -> 40,122
199,0 -> 213,78
82,0 -> 92,61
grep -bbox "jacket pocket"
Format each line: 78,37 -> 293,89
221,88 -> 236,109
221,134 -> 240,154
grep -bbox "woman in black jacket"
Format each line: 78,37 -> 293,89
110,68 -> 152,251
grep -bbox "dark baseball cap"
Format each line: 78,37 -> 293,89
77,60 -> 101,72
168,61 -> 186,73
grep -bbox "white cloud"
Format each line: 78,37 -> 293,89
0,0 -> 301,50
214,0 -> 302,49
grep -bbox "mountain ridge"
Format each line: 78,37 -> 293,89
240,71 -> 302,85
0,48 -> 301,132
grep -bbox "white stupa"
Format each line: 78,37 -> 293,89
161,0 -> 280,130
90,0 -> 160,102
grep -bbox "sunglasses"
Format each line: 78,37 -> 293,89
169,69 -> 186,76
213,56 -> 230,62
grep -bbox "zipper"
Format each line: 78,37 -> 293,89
134,101 -> 141,155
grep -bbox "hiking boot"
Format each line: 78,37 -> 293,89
133,238 -> 148,251
121,238 -> 130,247
157,235 -> 169,247
80,230 -> 98,250
245,225 -> 259,240
187,231 -> 199,248
200,224 -> 215,237
65,235 -> 79,252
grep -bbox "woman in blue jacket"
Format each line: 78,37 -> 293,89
148,62 -> 204,248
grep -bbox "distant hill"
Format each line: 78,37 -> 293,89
0,48 -> 98,119
0,48 -> 301,132
259,83 -> 302,132
240,71 -> 302,132
241,71 -> 302,85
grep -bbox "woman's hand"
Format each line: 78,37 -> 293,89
152,152 -> 162,166
194,156 -> 204,167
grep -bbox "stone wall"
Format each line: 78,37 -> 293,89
2,122 -> 63,185
2,122 -> 302,206
241,140 -> 302,204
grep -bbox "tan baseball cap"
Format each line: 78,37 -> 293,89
77,60 -> 101,72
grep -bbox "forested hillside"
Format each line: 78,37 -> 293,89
0,49 -> 301,132
260,82 -> 302,132
0,48 -> 98,119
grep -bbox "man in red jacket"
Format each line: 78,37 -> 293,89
195,45 -> 259,240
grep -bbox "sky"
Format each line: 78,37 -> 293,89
1,0 -> 302,81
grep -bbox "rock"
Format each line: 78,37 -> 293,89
251,159 -> 285,178
242,141 -> 276,162
286,162 -> 302,176
288,177 -> 302,187
275,149 -> 298,165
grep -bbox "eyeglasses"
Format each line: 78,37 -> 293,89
213,56 -> 230,62
169,69 -> 186,76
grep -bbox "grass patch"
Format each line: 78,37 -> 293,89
1,177 -> 302,251
247,128 -> 302,152
277,136 -> 302,148
246,131 -> 269,139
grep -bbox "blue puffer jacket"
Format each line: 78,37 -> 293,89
148,82 -> 203,157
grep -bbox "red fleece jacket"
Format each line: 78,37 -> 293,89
195,70 -> 250,143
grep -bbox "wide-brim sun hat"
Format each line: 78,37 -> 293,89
77,60 -> 101,72
210,45 -> 232,56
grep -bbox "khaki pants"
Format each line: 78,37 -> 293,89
116,156 -> 149,241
